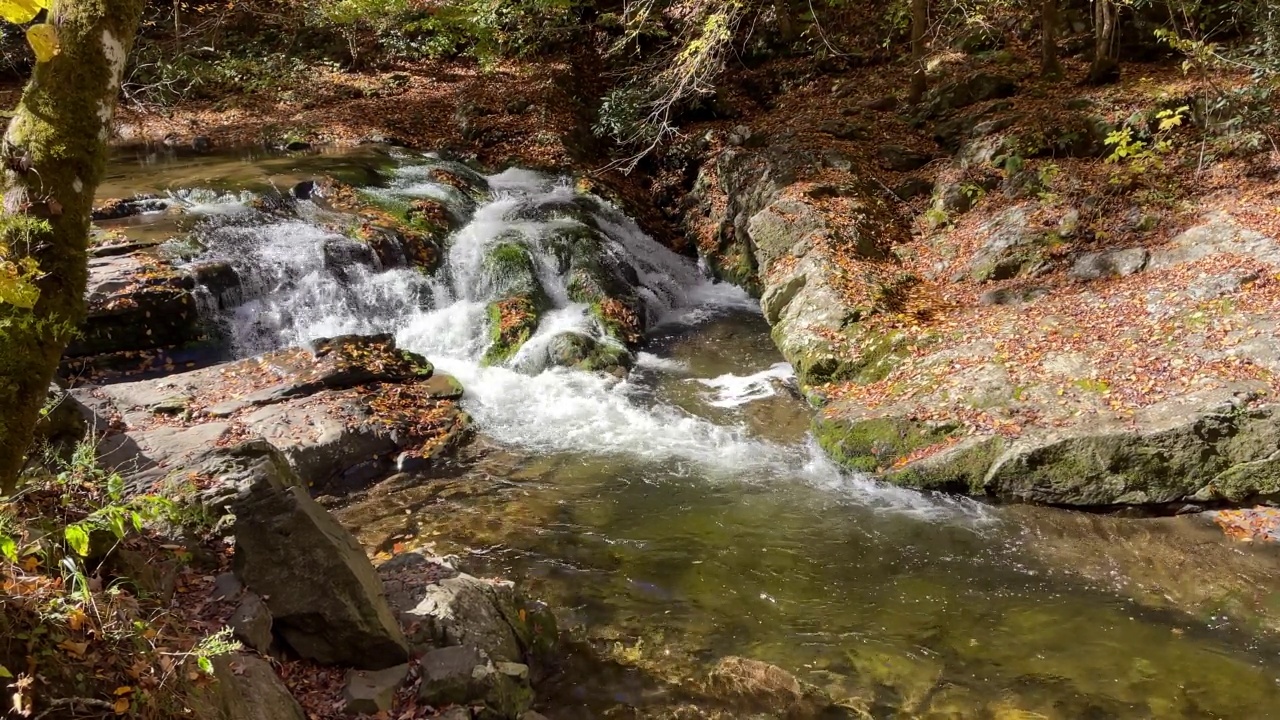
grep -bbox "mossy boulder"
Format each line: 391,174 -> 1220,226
481,240 -> 551,366
545,332 -> 633,375
813,416 -> 959,473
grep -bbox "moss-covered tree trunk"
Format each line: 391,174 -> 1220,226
0,0 -> 145,493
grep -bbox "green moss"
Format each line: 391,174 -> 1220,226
813,416 -> 959,474
886,437 -> 1005,494
482,296 -> 542,366
786,328 -> 911,387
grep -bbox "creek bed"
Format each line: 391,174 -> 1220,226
97,145 -> 1280,719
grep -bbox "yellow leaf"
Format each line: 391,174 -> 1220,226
113,697 -> 130,714
19,556 -> 38,573
57,640 -> 88,658
0,0 -> 46,24
114,686 -> 133,696
24,22 -> 56,62
67,608 -> 87,632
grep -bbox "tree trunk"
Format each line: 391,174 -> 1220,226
0,0 -> 146,493
1087,0 -> 1121,84
775,0 -> 796,44
1040,0 -> 1062,78
908,0 -> 928,104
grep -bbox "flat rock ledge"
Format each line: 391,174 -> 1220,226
71,333 -> 472,505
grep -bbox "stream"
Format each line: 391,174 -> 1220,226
98,145 -> 1280,719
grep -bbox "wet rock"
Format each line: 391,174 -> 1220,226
705,656 -> 832,717
210,654 -> 306,720
1069,248 -> 1149,281
230,593 -> 274,654
419,646 -> 533,720
541,332 -> 633,374
233,483 -> 409,669
684,140 -> 903,385
323,238 -> 380,281
875,144 -> 933,172
91,195 -> 171,221
342,664 -> 409,716
400,574 -> 524,663
69,253 -> 202,357
188,260 -> 242,310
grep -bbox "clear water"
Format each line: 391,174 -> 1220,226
102,147 -> 1280,719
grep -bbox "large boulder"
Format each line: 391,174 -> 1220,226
684,138 -> 907,386
380,554 -> 558,673
813,212 -> 1280,509
71,334 -> 471,498
232,483 -> 409,669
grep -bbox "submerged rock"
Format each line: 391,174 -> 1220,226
705,656 -> 834,718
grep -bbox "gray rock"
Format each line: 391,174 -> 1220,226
876,144 -> 933,172
967,205 -> 1050,282
862,95 -> 898,111
1149,212 -> 1280,269
233,484 -> 409,669
923,72 -> 1017,116
342,663 -> 409,716
893,177 -> 934,200
230,593 -> 274,654
979,286 -> 1050,306
69,252 -> 201,357
419,646 -> 533,720
401,574 -> 523,663
210,654 -> 306,720
818,120 -> 869,141
1069,248 -> 1149,281
211,572 -> 244,602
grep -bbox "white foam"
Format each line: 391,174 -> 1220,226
635,352 -> 689,373
696,362 -> 795,408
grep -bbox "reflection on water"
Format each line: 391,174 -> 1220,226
100,148 -> 1280,719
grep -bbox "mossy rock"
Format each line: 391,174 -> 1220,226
885,436 -> 1005,494
483,295 -> 544,366
813,416 -> 959,473
783,328 -> 910,387
546,332 -> 633,374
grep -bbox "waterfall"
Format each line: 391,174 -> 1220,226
179,152 -> 981,518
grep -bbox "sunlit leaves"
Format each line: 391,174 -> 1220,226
0,0 -> 46,25
25,22 -> 58,62
64,524 -> 90,557
0,256 -> 40,309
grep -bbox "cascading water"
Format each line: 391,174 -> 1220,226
183,152 -> 977,514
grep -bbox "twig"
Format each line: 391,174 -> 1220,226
33,697 -> 114,720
